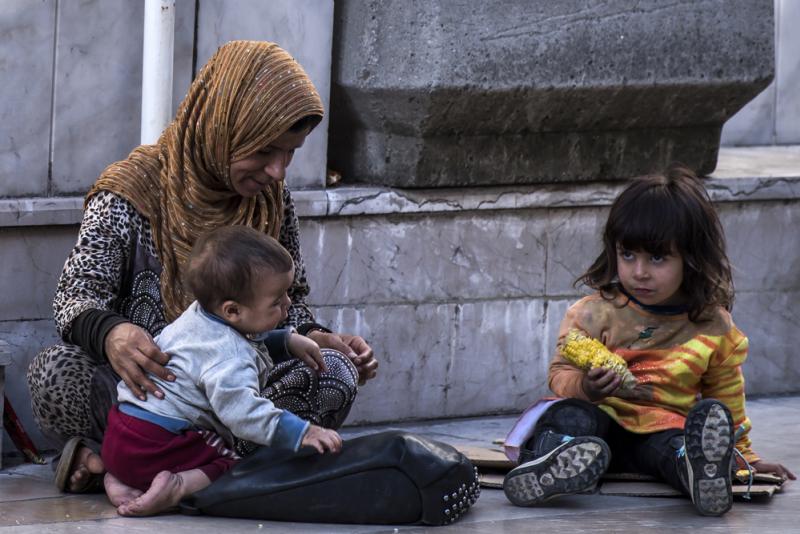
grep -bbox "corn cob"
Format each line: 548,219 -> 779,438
559,329 -> 637,390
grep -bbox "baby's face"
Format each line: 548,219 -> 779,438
234,267 -> 294,335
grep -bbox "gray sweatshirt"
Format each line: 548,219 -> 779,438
117,301 -> 308,451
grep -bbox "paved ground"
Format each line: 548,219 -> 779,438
1,395 -> 798,533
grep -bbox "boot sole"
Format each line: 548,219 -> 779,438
503,437 -> 610,506
685,400 -> 734,516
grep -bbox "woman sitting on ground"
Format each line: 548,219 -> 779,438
26,40 -> 378,493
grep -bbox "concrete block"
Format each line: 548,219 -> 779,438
0,340 -> 9,465
50,0 -> 143,195
543,298 -> 575,367
544,207 -> 606,296
317,299 -> 554,423
0,226 -> 79,321
196,0 -> 334,188
50,0 -> 195,196
720,202 -> 800,292
300,210 -> 547,306
0,0 -> 55,197
315,303 -> 454,423
720,81 -> 776,146
734,290 -> 800,395
776,0 -> 800,143
330,0 -> 774,187
0,321 -> 61,454
172,0 -> 197,120
448,299 -> 551,415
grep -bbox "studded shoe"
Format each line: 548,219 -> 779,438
503,436 -> 610,506
682,399 -> 735,516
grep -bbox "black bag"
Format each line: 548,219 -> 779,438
180,430 -> 480,525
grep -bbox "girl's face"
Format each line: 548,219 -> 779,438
229,129 -> 309,197
616,243 -> 685,307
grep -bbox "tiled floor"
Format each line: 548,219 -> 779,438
1,396 -> 798,533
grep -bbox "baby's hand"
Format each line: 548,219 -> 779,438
750,459 -> 796,481
581,367 -> 622,402
301,424 -> 342,454
287,333 -> 327,373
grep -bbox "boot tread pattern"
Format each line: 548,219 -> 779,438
503,437 -> 609,506
685,400 -> 734,516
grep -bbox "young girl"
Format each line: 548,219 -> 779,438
503,165 -> 795,516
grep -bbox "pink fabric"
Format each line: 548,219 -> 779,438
504,397 -> 560,462
102,405 -> 237,491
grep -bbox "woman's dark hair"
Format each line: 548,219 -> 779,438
577,164 -> 734,321
186,226 -> 293,311
288,114 -> 322,133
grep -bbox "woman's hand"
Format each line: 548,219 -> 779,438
750,459 -> 796,481
581,367 -> 622,402
104,322 -> 173,401
287,333 -> 327,373
307,331 -> 378,385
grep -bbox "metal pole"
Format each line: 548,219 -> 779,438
141,0 -> 175,145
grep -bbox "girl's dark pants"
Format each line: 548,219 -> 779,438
529,399 -> 687,494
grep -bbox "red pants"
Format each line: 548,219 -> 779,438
102,405 -> 238,491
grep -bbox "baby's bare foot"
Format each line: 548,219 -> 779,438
104,472 -> 142,507
117,470 -> 184,516
68,446 -> 104,492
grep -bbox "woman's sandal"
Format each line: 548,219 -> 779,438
53,436 -> 105,493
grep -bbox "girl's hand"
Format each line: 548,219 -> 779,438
750,459 -> 796,480
307,331 -> 378,385
581,367 -> 622,402
301,424 -> 342,454
104,322 -> 173,401
287,333 -> 326,373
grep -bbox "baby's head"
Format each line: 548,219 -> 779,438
186,226 -> 294,336
580,165 -> 733,319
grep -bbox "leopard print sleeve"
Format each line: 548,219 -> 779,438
53,191 -> 146,340
279,186 -> 315,327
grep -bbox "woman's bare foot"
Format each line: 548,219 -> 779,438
117,469 -> 211,517
68,446 -> 105,492
104,472 -> 142,507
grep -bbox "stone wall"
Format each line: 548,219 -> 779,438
4,175 -> 798,451
722,0 -> 800,145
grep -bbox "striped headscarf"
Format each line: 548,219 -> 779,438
87,41 -> 324,321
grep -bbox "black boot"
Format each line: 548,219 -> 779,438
517,398 -> 602,464
504,429 -> 610,506
679,399 -> 735,516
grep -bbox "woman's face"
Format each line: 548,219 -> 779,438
229,128 -> 310,197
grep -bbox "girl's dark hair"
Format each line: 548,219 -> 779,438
186,226 -> 293,311
577,164 -> 734,321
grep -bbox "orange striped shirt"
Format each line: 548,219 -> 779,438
549,292 -> 757,463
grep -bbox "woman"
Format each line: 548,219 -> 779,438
27,41 -> 378,493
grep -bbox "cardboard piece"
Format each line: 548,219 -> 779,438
599,481 -> 780,499
455,445 -> 515,470
478,471 -> 505,489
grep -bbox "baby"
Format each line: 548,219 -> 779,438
101,225 -> 342,516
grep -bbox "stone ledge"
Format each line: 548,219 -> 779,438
0,197 -> 85,228
2,146 -> 799,227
